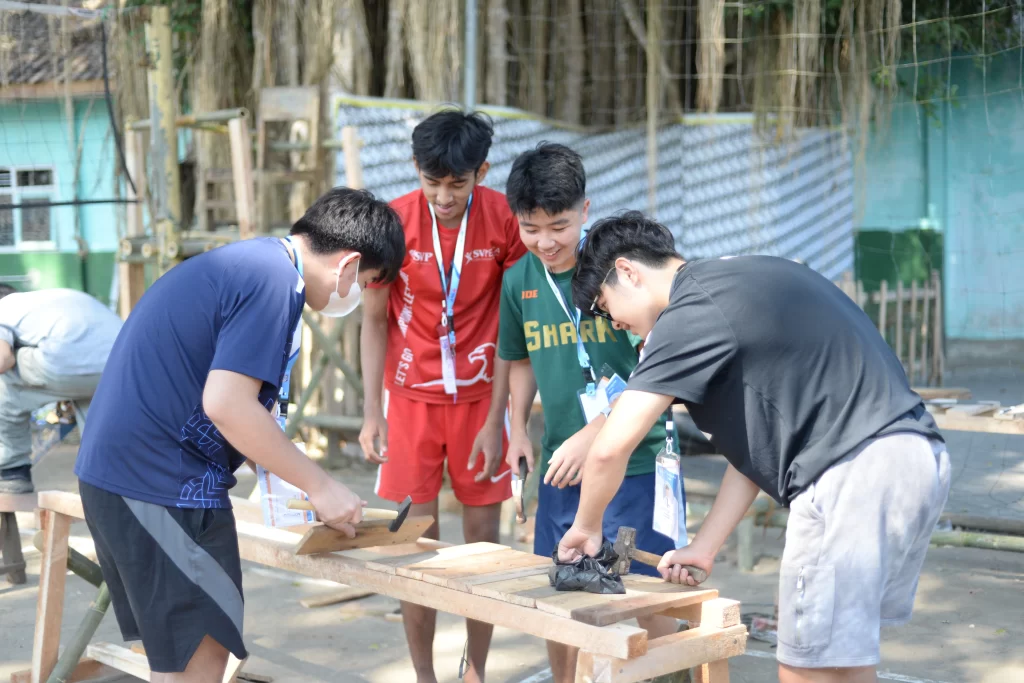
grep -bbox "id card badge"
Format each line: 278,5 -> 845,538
436,323 -> 457,395
653,420 -> 688,548
578,386 -> 609,424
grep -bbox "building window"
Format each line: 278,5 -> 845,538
0,165 -> 56,249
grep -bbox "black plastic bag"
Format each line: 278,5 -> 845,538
548,539 -> 625,594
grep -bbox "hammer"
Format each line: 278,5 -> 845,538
287,494 -> 413,533
612,526 -> 708,583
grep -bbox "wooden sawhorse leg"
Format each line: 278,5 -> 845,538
31,508 -> 72,683
574,599 -> 744,683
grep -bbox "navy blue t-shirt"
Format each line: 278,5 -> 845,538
75,238 -> 305,508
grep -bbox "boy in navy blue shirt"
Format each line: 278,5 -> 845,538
75,188 -> 405,680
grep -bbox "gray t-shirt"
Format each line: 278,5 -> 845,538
626,255 -> 942,505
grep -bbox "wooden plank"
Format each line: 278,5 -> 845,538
87,643 -> 245,683
930,409 -> 1024,436
32,510 -> 72,683
694,659 -> 731,683
398,548 -> 550,589
294,515 -> 434,555
915,387 -> 971,401
534,574 -> 715,622
10,659 -> 120,683
577,625 -> 746,683
459,563 -> 552,588
37,490 -> 85,519
300,586 -> 376,609
228,117 -> 256,240
356,542 -> 506,576
570,588 -> 718,627
86,643 -> 150,681
466,570 -> 552,607
235,527 -> 648,659
0,493 -> 36,513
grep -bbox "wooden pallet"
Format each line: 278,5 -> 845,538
24,491 -> 746,683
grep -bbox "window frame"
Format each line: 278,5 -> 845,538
0,164 -> 59,252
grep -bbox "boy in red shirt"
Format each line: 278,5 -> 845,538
359,108 -> 526,683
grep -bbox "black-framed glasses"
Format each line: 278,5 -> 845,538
588,264 -> 617,321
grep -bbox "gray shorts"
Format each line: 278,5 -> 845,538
776,432 -> 951,669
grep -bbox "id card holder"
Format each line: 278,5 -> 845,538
599,364 -> 629,406
436,322 -> 457,395
577,386 -> 609,424
653,425 -> 688,548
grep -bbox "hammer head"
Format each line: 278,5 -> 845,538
389,495 -> 413,532
612,526 -> 637,575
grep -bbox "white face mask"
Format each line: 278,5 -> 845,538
320,256 -> 361,318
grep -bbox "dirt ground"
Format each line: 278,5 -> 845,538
2,366 -> 1023,682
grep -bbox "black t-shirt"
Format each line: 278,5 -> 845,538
626,255 -> 943,505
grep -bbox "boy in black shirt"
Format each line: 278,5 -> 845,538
557,212 -> 950,683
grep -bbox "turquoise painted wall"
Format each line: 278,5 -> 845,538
0,97 -> 119,302
861,50 -> 1024,341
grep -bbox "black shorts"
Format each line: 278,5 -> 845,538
79,481 -> 247,673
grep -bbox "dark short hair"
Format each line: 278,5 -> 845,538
571,211 -> 680,310
412,108 -> 494,179
0,284 -> 17,299
505,142 -> 586,217
290,187 -> 406,284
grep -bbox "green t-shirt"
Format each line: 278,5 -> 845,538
498,253 -> 668,479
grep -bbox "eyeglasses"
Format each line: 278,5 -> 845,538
588,265 -> 617,321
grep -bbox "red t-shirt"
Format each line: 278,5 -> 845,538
369,187 -> 527,404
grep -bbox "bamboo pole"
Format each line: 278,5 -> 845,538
646,0 -> 661,217
118,130 -> 147,319
909,280 -> 918,379
145,6 -> 181,273
878,279 -> 888,343
895,280 -> 904,373
920,281 -> 930,385
931,269 -> 944,385
228,117 -> 256,240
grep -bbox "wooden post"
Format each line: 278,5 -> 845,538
895,280 -> 904,373
645,0 -> 661,217
341,126 -> 364,189
31,510 -> 72,683
909,280 -> 918,382
931,269 -> 944,385
145,6 -> 181,273
855,280 -> 865,310
228,117 -> 256,240
920,281 -> 930,386
878,280 -> 888,343
119,130 -> 147,319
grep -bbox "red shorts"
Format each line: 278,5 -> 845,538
374,389 -> 512,506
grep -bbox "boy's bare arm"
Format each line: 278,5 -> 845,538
204,370 -> 365,535
358,286 -> 390,463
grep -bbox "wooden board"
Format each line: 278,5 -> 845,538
396,548 -> 551,589
0,493 -> 37,513
294,515 -> 434,555
235,528 -> 649,659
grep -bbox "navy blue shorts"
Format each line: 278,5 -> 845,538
533,472 -> 676,577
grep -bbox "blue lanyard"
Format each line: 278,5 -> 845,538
278,238 -> 304,425
543,267 -> 597,396
429,194 -> 472,348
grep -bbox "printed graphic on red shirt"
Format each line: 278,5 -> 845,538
370,186 -> 527,404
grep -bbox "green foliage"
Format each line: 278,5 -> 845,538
728,0 -> 1022,121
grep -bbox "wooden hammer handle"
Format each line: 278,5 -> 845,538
631,548 -> 709,584
285,499 -> 397,520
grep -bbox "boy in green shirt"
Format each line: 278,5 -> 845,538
497,143 -> 680,683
